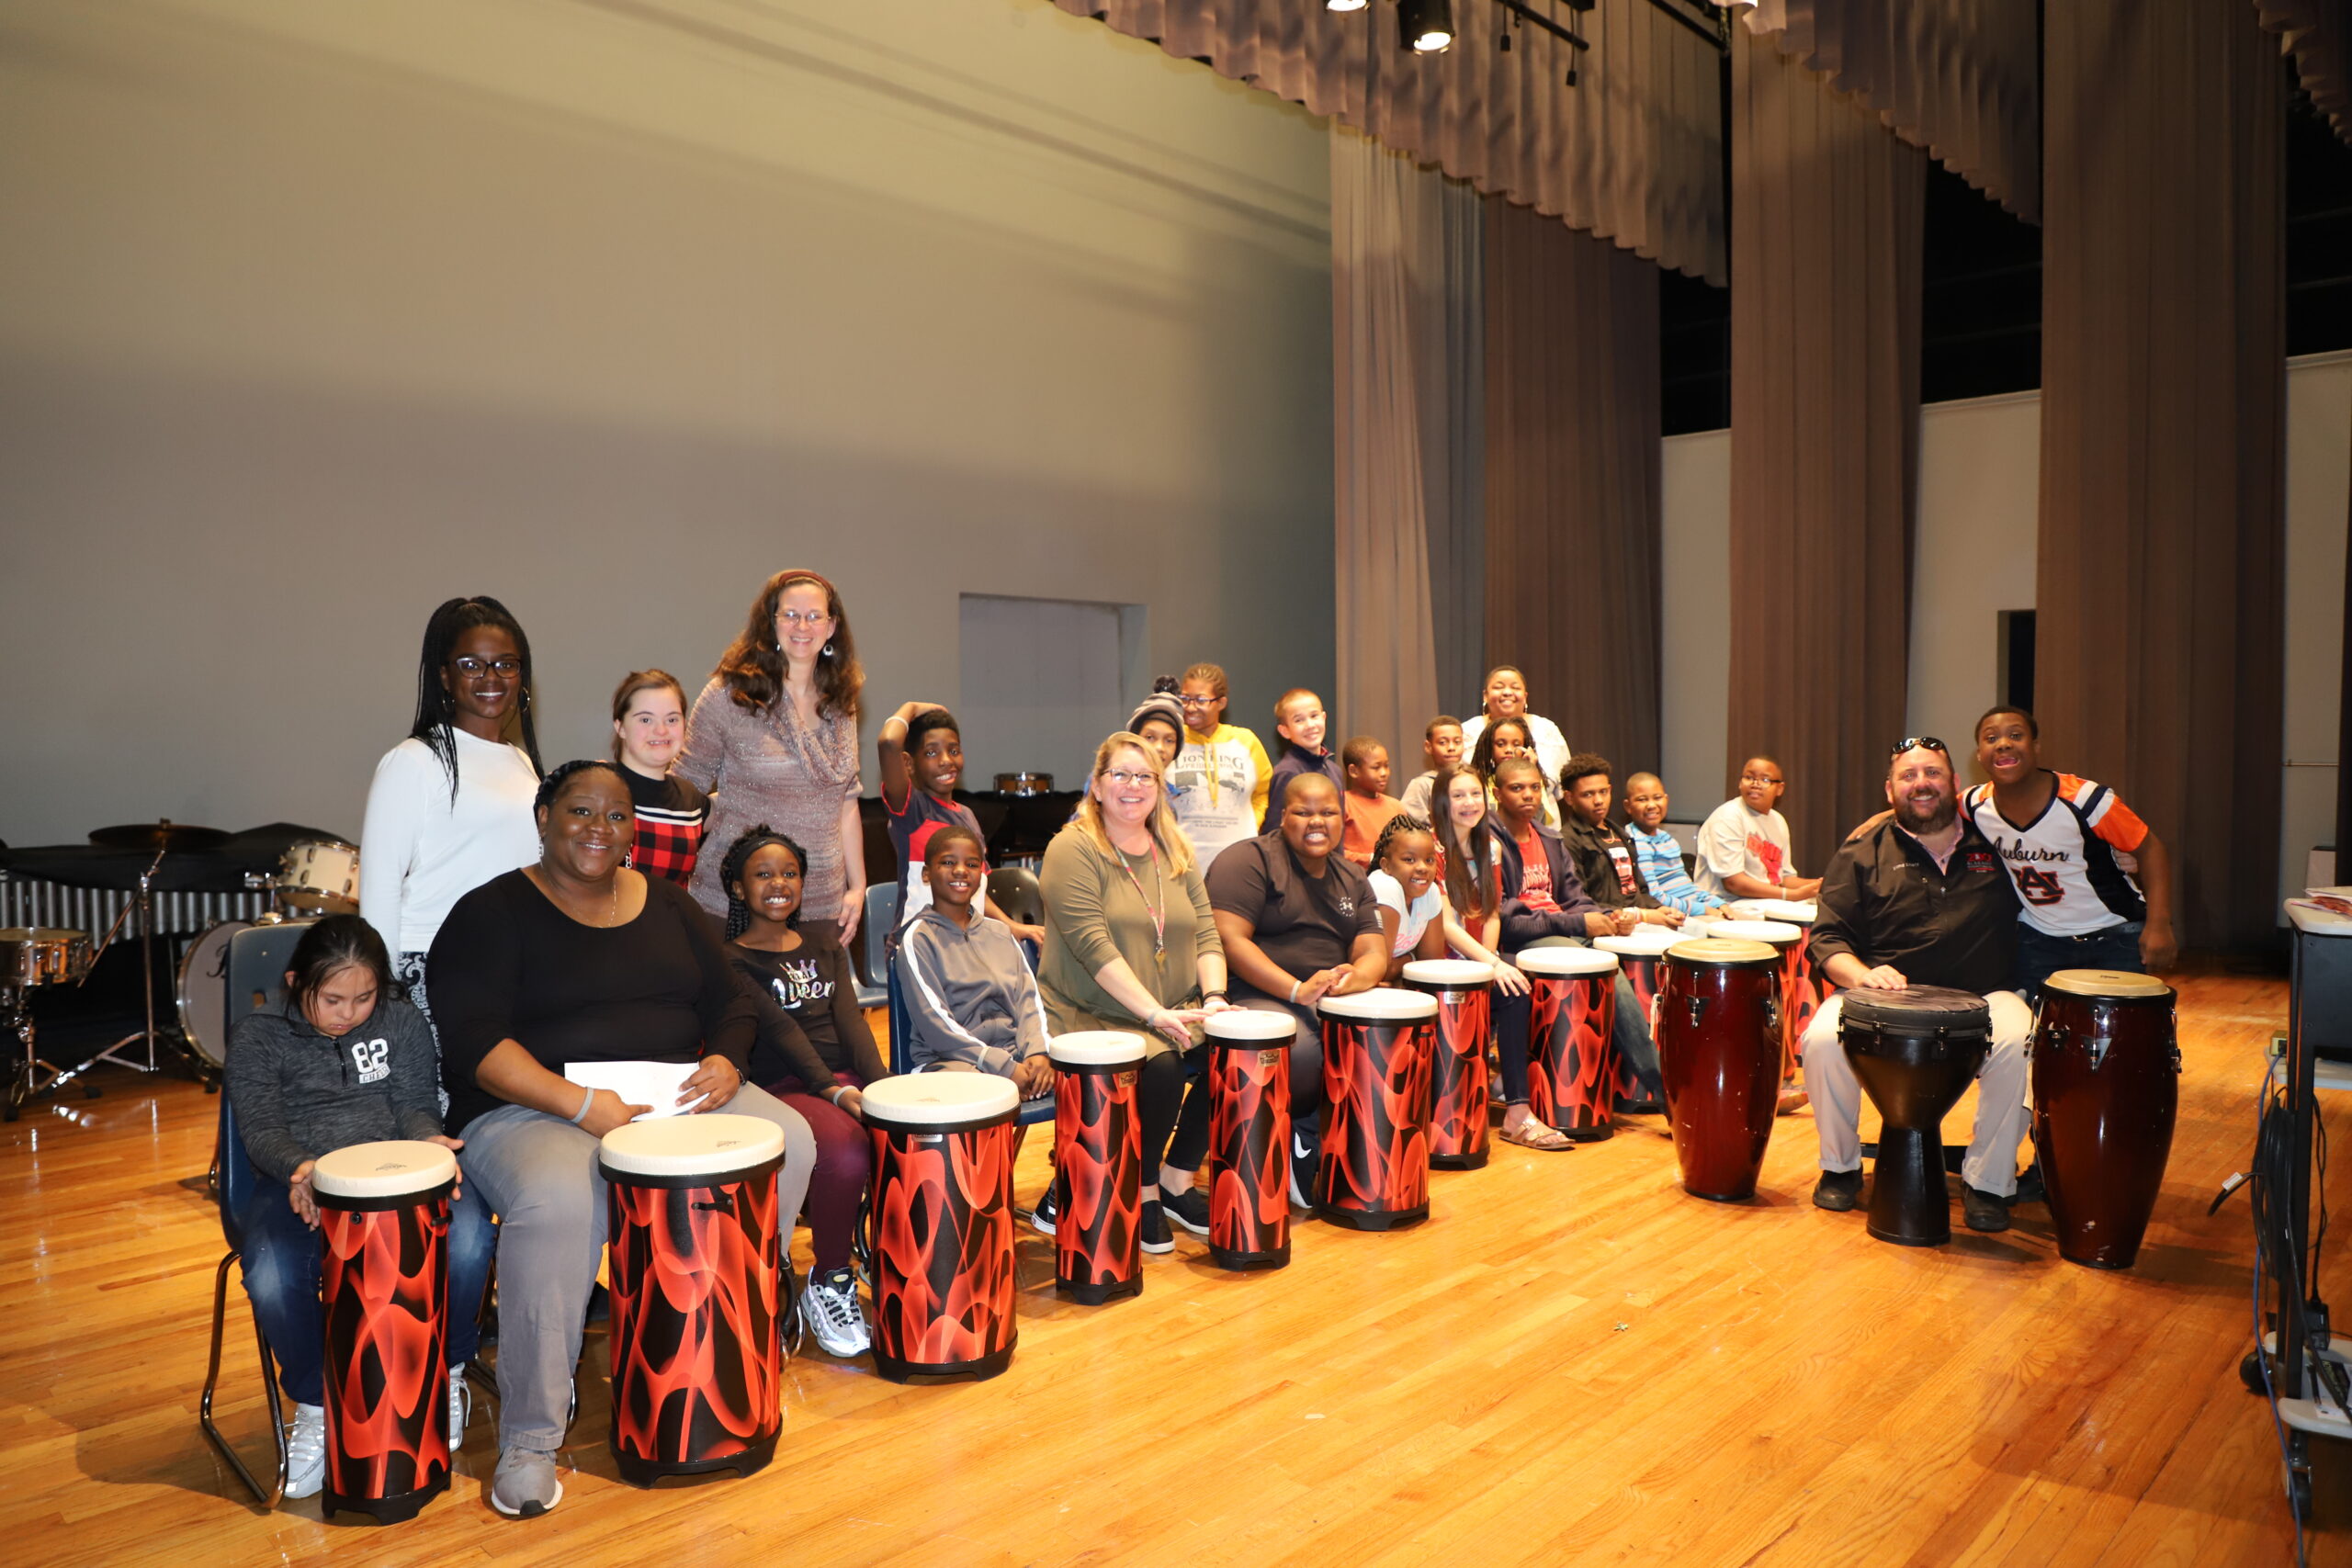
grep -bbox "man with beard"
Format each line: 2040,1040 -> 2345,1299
1799,739 -> 2028,1232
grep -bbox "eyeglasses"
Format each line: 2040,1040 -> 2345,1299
450,657 -> 522,676
1177,694 -> 1217,707
1889,737 -> 1949,757
1738,773 -> 1781,787
774,608 -> 833,628
1102,770 -> 1159,788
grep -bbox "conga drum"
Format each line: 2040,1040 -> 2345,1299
1597,928 -> 1681,1102
600,1115 -> 786,1484
1204,1010 -> 1295,1269
1702,919 -> 1803,1078
1518,947 -> 1622,1142
863,1073 -> 1021,1382
1840,988 -> 1991,1247
1729,898 -> 1824,1059
1048,1032 -> 1147,1303
2032,969 -> 2179,1269
1402,959 -> 1494,1170
1317,988 -> 1440,1231
1656,939 -> 1781,1201
311,1140 -> 455,1522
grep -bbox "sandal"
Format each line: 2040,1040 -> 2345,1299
1500,1118 -> 1576,1152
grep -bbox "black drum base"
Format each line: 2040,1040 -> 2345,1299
1684,1186 -> 1758,1204
873,1344 -> 1016,1384
1208,1245 -> 1290,1270
614,1434 -> 776,1488
1430,1150 -> 1489,1170
1560,1122 -> 1614,1144
1317,1202 -> 1430,1232
322,1472 -> 447,1524
1056,1275 -> 1143,1304
1867,1128 -> 1953,1247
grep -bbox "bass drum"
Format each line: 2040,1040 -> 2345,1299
175,920 -> 254,1068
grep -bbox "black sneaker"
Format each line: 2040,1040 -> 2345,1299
1029,1181 -> 1059,1237
2011,1164 -> 2046,1205
1813,1168 -> 1864,1212
1138,1198 -> 1174,1255
1962,1185 -> 2012,1233
1160,1186 -> 1211,1238
1287,1125 -> 1321,1208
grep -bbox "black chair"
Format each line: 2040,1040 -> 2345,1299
197,919 -> 311,1506
985,866 -> 1046,931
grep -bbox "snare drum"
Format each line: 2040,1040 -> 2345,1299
1317,988 -> 1440,1231
1656,939 -> 1781,1201
863,1072 -> 1022,1381
600,1114 -> 786,1483
1597,928 -> 1680,1101
1048,1032 -> 1147,1304
1402,960 -> 1493,1170
1518,947 -> 1622,1141
1701,919 -> 1803,1077
1205,1010 -> 1295,1269
0,927 -> 92,990
277,837 -> 362,916
2032,969 -> 2179,1270
312,1140 -> 456,1523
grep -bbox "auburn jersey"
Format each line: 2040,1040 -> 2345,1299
1962,773 -> 2148,936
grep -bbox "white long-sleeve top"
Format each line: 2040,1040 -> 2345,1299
358,730 -> 541,956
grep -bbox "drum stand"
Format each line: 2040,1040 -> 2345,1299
53,849 -> 216,1097
4,983 -> 97,1122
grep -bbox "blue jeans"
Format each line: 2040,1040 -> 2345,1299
2014,921 -> 2143,1003
239,1174 -> 495,1407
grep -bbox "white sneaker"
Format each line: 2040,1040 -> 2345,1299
284,1402 -> 326,1500
799,1266 -> 872,1358
448,1364 -> 472,1450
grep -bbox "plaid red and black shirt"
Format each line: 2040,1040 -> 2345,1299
624,769 -> 711,886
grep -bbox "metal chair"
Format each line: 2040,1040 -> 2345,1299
197,919 -> 311,1506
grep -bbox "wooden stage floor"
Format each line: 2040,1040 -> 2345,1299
3,966 -> 2344,1566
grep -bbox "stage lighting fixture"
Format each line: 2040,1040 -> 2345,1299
1328,0 -> 1368,12
1397,0 -> 1453,52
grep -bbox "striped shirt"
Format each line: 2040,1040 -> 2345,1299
1623,822 -> 1724,916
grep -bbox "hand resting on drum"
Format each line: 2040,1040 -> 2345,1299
1824,951 -> 1908,992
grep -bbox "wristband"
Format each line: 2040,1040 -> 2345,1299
569,1086 -> 596,1125
1202,991 -> 1227,1005
1288,977 -> 1303,1004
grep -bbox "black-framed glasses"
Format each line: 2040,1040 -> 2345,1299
451,657 -> 522,677
1889,736 -> 1949,758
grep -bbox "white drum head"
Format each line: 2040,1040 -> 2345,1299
1596,929 -> 1681,957
1204,1010 -> 1298,1043
1727,898 -> 1817,924
1318,987 -> 1439,1021
2042,968 -> 2174,1000
863,1070 -> 1022,1126
1049,1030 -> 1148,1066
599,1113 -> 786,1178
1516,946 -> 1621,978
1704,919 -> 1800,945
312,1139 -> 458,1200
1402,959 -> 1494,987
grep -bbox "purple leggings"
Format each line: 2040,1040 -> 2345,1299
763,1072 -> 869,1272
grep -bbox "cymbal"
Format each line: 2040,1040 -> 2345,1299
87,820 -> 231,853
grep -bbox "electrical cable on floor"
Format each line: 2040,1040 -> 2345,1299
2246,1072 -> 2310,1565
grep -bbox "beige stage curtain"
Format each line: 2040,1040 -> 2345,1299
2258,0 -> 2352,141
1483,197 -> 1663,779
2040,0 -> 2287,950
1743,0 -> 2040,221
1724,29 -> 1924,871
1331,128 -> 1482,762
1054,0 -> 1727,283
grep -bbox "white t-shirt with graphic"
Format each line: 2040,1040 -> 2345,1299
1693,798 -> 1794,898
1367,868 -> 1443,957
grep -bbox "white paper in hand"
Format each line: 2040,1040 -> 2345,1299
564,1060 -> 707,1121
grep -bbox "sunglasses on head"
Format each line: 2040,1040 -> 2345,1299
1889,737 -> 1949,758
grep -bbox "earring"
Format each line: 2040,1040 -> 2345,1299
822,641 -> 835,659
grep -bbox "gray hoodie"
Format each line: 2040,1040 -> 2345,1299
897,907 -> 1051,1076
223,997 -> 445,1185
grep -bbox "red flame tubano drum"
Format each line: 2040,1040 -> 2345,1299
1402,959 -> 1494,1169
1731,899 -> 1824,1070
863,1073 -> 1021,1382
1317,988 -> 1440,1231
1048,1032 -> 1147,1304
1703,919 -> 1803,1078
2032,969 -> 2180,1270
1204,1010 -> 1295,1269
1519,946 -> 1622,1141
1597,927 -> 1681,1103
311,1140 -> 455,1523
599,1114 -> 786,1485
1656,939 -> 1782,1201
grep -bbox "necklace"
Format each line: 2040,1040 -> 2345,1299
1112,839 -> 1169,966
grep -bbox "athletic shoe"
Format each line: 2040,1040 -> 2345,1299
799,1266 -> 872,1358
1962,1185 -> 2012,1233
1160,1185 -> 1211,1238
1138,1198 -> 1174,1255
1288,1125 -> 1321,1209
283,1403 -> 326,1500
490,1448 -> 564,1518
1812,1168 -> 1864,1212
448,1364 -> 471,1450
1029,1182 -> 1059,1237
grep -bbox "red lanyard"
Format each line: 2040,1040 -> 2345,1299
1113,839 -> 1168,962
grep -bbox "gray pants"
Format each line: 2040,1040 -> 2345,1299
458,1084 -> 817,1453
1801,989 -> 2033,1198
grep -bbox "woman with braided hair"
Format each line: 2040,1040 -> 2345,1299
720,824 -> 886,1361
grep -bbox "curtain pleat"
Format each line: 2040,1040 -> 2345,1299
1724,29 -> 1924,871
2040,0 -> 2287,949
1482,197 -> 1663,778
1056,0 -> 1727,283
1427,179 -> 1487,723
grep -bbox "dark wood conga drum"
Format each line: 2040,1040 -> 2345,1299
1402,959 -> 1493,1170
1705,919 -> 1803,1079
1732,898 -> 1825,1073
1839,987 -> 1991,1247
2032,969 -> 2179,1270
1656,939 -> 1781,1201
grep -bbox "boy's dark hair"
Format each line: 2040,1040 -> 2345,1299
719,824 -> 807,939
1371,813 -> 1434,868
1425,716 -> 1462,739
283,915 -> 397,1028
1493,755 -> 1545,787
906,707 -> 961,750
1973,705 -> 2040,740
924,824 -> 987,864
1742,755 -> 1785,779
534,758 -> 629,816
410,595 -> 542,803
1559,752 -> 1612,791
1341,735 -> 1386,770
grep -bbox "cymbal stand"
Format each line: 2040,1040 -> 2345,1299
56,846 -> 215,1091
